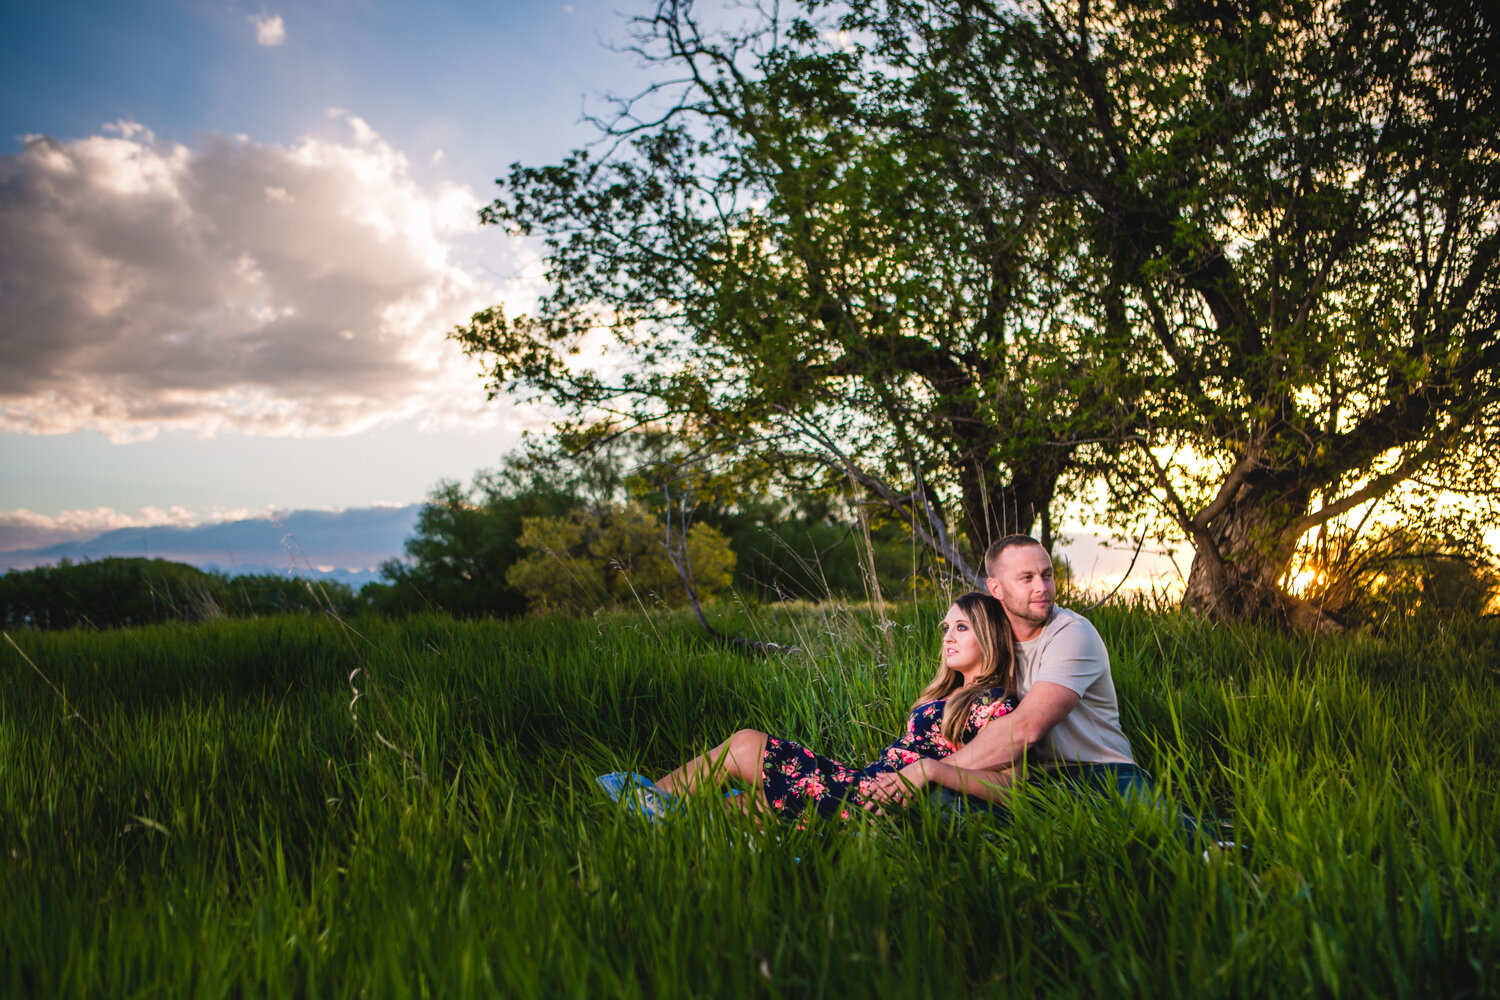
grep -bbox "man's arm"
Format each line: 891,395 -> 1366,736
859,682 -> 1081,810
876,758 -> 1017,807
942,681 -> 1080,770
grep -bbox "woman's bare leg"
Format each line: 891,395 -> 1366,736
656,729 -> 767,796
724,784 -> 776,825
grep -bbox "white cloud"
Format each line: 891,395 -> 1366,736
250,13 -> 287,47
0,115 -> 540,441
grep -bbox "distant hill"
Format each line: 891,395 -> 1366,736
0,505 -> 423,586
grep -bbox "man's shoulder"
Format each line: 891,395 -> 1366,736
1042,606 -> 1102,641
1030,607 -> 1108,665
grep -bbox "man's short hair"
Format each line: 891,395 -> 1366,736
984,534 -> 1046,577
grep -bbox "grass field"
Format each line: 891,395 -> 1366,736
2,600 -> 1497,997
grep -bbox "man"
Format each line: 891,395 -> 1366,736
863,534 -> 1145,809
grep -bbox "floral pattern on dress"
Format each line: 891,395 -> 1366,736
759,686 -> 1015,821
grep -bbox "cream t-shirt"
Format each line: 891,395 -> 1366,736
1013,607 -> 1134,766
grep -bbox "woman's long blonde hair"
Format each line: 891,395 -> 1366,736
912,591 -> 1016,746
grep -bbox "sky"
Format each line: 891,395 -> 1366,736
1,0 -> 656,545
0,0 -> 1188,592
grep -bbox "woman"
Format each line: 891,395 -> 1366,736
609,592 -> 1019,822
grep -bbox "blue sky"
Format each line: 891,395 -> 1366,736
0,0 -> 656,552
2,1 -> 644,186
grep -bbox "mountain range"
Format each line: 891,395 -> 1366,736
0,505 -> 424,586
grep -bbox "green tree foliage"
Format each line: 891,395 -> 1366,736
372,467 -> 577,618
453,3 -> 1120,581
0,558 -> 356,630
220,572 -> 359,619
506,500 -> 736,613
457,0 -> 1500,626
857,0 -> 1500,625
372,441 -> 699,618
380,439 -> 924,618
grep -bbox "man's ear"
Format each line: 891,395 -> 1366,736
984,577 -> 1001,599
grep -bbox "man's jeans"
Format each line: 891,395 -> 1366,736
931,762 -> 1213,844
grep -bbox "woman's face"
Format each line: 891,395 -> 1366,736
939,604 -> 985,682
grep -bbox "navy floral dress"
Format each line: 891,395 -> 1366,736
760,686 -> 1016,821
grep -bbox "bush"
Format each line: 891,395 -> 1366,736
508,501 -> 736,613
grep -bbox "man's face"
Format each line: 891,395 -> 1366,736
986,544 -> 1056,632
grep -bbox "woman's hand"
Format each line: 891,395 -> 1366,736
860,760 -> 931,813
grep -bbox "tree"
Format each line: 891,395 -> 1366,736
454,1 -> 1129,583
857,0 -> 1500,624
459,0 -> 1500,625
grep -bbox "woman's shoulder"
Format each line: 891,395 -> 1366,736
971,684 -> 1016,707
963,685 -> 1017,735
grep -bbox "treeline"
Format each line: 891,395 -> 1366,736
11,455 -> 1494,631
0,557 -> 360,631
366,447 -> 920,619
366,443 -> 1499,627
2,447 -> 927,631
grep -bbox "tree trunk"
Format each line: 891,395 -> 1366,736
1182,482 -> 1340,631
957,461 -> 1061,571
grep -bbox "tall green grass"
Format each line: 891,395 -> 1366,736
2,603 -> 1496,997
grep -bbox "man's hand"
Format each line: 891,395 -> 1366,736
860,761 -> 930,813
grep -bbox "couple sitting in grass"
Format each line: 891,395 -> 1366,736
601,534 -> 1146,822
